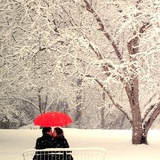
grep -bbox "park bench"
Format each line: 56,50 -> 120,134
22,147 -> 107,160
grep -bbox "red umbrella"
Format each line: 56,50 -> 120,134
34,112 -> 73,127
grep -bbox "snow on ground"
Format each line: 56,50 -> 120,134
0,128 -> 160,160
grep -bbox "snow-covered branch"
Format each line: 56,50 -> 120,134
94,78 -> 132,124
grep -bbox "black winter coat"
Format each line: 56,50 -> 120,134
51,135 -> 73,160
33,134 -> 73,160
35,134 -> 54,149
33,134 -> 54,160
53,135 -> 69,148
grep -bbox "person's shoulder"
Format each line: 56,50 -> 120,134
36,136 -> 43,141
60,135 -> 68,143
61,135 -> 67,140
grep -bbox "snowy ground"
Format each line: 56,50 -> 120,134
0,128 -> 160,160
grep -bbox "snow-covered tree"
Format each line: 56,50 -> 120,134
0,0 -> 73,114
75,0 -> 160,144
0,96 -> 34,128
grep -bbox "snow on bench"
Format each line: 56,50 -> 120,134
22,147 -> 107,160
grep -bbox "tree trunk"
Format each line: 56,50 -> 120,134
131,112 -> 143,144
100,92 -> 106,128
141,130 -> 148,144
142,104 -> 160,144
132,118 -> 143,144
38,93 -> 42,114
75,79 -> 83,127
125,77 -> 143,144
100,106 -> 106,128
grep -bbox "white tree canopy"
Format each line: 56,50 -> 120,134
0,0 -> 160,142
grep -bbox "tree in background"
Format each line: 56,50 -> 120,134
0,96 -> 33,128
0,0 -> 72,114
0,0 -> 110,127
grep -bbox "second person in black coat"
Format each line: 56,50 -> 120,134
52,127 -> 73,160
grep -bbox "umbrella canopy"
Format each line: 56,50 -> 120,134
33,112 -> 73,127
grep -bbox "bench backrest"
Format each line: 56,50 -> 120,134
22,147 -> 107,160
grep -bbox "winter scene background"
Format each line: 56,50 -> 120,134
0,0 -> 160,159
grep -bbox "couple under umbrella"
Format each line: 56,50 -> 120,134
33,112 -> 73,160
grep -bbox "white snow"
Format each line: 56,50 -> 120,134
0,128 -> 160,160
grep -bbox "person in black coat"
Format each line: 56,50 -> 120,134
35,127 -> 54,149
33,127 -> 54,160
52,127 -> 73,160
52,127 -> 69,148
